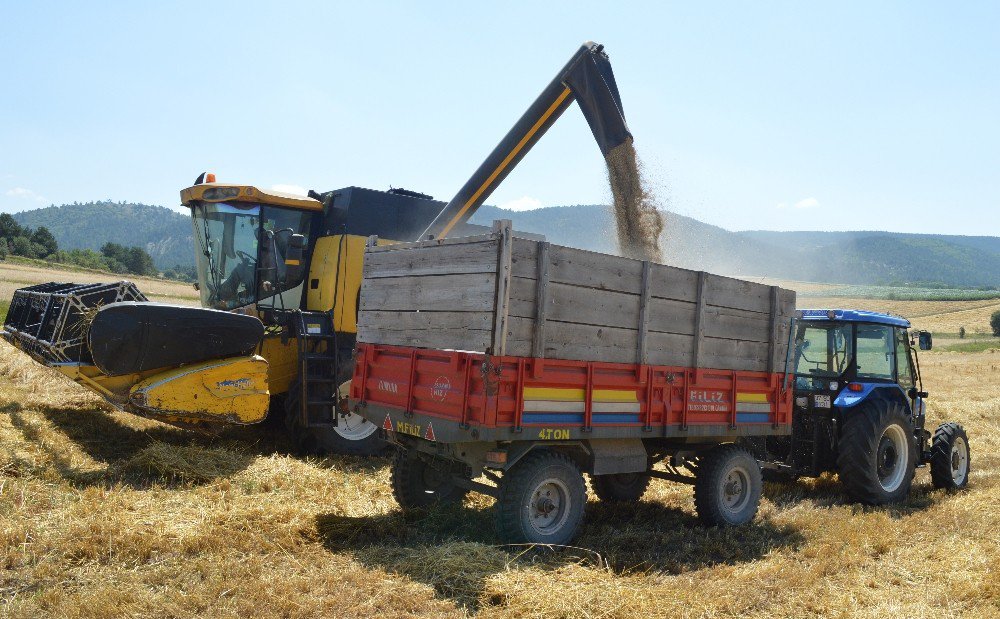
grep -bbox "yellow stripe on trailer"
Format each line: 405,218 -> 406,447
522,387 -> 639,402
737,392 -> 769,403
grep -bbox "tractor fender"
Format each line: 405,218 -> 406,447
835,383 -> 910,413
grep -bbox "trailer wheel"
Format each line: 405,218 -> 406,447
390,448 -> 468,509
284,379 -> 386,457
497,450 -> 587,545
694,444 -> 762,526
589,472 -> 651,503
930,422 -> 970,490
837,400 -> 915,504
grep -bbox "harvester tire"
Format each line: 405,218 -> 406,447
283,378 -> 386,457
589,472 -> 651,503
390,448 -> 468,509
694,444 -> 762,526
930,422 -> 970,490
497,450 -> 587,545
837,400 -> 915,504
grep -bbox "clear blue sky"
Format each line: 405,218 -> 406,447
1,1 -> 997,235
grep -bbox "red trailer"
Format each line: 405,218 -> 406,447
348,222 -> 798,544
351,342 -> 794,544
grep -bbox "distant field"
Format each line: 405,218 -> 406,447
0,260 -> 199,311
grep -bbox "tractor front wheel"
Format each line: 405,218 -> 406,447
283,379 -> 385,457
930,422 -> 970,490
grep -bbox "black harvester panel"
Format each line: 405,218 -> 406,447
2,281 -> 148,364
88,302 -> 264,376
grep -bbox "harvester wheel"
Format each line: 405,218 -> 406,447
694,444 -> 762,526
390,448 -> 468,509
283,379 -> 386,457
496,450 -> 587,545
589,472 -> 651,503
837,400 -> 915,504
930,422 -> 970,490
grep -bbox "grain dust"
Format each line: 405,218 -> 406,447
606,140 -> 664,263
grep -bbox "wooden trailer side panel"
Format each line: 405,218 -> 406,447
357,221 -> 797,374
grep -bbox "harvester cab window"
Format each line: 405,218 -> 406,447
191,202 -> 261,310
255,206 -> 312,311
855,324 -> 894,381
794,323 -> 853,384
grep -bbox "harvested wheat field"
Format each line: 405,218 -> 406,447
0,260 -> 199,308
1,336 -> 998,618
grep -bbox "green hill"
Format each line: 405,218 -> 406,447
13,202 -> 192,270
10,200 -> 1000,288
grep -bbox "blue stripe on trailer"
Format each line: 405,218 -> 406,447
522,412 -> 585,424
736,413 -> 771,423
592,414 -> 641,424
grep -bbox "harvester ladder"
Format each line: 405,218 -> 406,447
294,310 -> 341,429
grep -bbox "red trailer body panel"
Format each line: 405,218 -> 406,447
351,343 -> 793,439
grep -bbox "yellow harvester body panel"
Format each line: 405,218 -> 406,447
128,355 -> 270,425
305,234 -> 393,333
259,334 -> 298,396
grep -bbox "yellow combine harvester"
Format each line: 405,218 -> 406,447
2,41 -> 635,455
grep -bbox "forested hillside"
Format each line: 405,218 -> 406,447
13,202 -> 192,270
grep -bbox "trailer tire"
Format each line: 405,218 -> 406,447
694,444 -> 763,526
930,422 -> 970,490
283,379 -> 386,457
837,400 -> 915,504
390,449 -> 468,509
497,450 -> 587,545
589,472 -> 651,503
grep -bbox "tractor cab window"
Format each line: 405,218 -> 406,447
794,323 -> 853,381
895,328 -> 915,389
856,324 -> 895,381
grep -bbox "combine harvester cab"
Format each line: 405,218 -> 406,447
2,281 -> 269,428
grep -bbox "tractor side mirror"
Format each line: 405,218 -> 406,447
918,331 -> 933,351
283,234 -> 307,285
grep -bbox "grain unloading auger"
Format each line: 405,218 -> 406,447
1,41 -> 635,441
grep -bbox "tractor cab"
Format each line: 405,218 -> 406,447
793,309 -> 931,411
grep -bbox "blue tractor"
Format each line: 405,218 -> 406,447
748,309 -> 970,503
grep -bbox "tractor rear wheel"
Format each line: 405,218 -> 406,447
930,422 -> 970,490
693,444 -> 763,526
589,472 -> 651,503
390,448 -> 468,509
837,400 -> 915,504
497,450 -> 587,545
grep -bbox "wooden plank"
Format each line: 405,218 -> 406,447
490,220 -> 514,355
359,272 -> 496,312
692,272 -> 707,367
703,273 -> 772,314
365,232 -> 496,253
357,310 -> 494,351
363,239 -> 499,278
504,316 -> 777,372
637,261 -> 652,364
532,241 -> 550,358
767,286 -> 780,373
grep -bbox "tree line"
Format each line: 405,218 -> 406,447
0,213 -> 159,277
